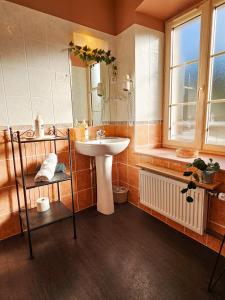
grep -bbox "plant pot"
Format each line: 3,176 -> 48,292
202,170 -> 215,184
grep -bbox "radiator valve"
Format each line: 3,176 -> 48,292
218,192 -> 225,201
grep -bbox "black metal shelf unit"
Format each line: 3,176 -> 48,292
10,127 -> 76,259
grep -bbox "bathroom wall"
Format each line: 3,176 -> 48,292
115,123 -> 225,256
8,0 -> 165,35
134,25 -> 163,149
111,24 -> 164,127
0,0 -> 115,239
1,0 -> 224,258
0,0 -> 115,129
0,125 -> 118,239
110,26 -> 135,122
2,122 -> 225,258
114,0 -> 164,34
7,0 -> 115,35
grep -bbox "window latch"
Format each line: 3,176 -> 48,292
198,87 -> 204,99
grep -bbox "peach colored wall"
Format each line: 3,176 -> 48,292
0,125 -> 117,240
7,0 -> 164,35
136,0 -> 202,20
1,123 -> 225,257
115,123 -> 225,256
114,0 -> 164,34
7,0 -> 115,35
71,55 -> 86,68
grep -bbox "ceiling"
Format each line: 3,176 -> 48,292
136,0 -> 202,20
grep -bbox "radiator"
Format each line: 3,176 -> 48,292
139,170 -> 208,235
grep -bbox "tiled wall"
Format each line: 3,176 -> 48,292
1,123 -> 225,257
0,0 -> 115,128
0,125 -> 117,240
114,123 -> 225,256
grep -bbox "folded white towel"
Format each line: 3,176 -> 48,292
34,153 -> 57,182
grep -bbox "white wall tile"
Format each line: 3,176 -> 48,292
21,8 -> 47,42
0,38 -> 26,69
2,66 -> 29,97
0,99 -> 8,126
46,15 -> 72,46
31,97 -> 54,124
7,96 -> 32,125
0,1 -> 23,39
53,94 -> 73,124
25,40 -> 50,69
135,25 -> 164,122
49,44 -> 70,73
28,68 -> 51,97
0,67 -> 8,126
0,0 -> 115,127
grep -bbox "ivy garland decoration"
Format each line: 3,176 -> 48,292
69,41 -> 116,65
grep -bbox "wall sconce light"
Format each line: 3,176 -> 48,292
123,74 -> 132,92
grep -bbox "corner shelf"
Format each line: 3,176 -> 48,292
20,201 -> 72,231
10,126 -> 77,259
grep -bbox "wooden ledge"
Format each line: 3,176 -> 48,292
136,163 -> 222,191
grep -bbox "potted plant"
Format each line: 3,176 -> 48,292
181,158 -> 220,202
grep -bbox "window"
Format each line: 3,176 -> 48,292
164,0 -> 225,153
206,3 -> 225,146
169,16 -> 201,142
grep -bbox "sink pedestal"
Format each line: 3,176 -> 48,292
95,155 -> 114,215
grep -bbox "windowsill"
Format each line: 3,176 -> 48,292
135,146 -> 225,171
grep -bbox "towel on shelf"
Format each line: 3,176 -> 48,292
34,153 -> 57,182
36,162 -> 66,173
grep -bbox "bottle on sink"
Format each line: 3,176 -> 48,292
81,120 -> 89,141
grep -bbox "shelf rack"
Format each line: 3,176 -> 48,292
10,126 -> 76,258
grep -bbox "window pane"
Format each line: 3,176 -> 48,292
90,63 -> 100,88
171,63 -> 198,104
211,55 -> 225,100
213,4 -> 225,54
206,103 -> 225,145
172,16 -> 201,65
170,104 -> 196,141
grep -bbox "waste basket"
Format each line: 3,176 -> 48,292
113,185 -> 128,203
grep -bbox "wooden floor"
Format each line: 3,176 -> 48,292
0,203 -> 225,300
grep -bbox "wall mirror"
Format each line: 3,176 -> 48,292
70,55 -> 111,126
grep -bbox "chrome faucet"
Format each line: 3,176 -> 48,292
96,129 -> 105,139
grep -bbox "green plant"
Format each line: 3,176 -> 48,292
181,158 -> 220,202
69,42 -> 116,65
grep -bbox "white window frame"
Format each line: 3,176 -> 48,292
163,0 -> 212,150
203,0 -> 225,153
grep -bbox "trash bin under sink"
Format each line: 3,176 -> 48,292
113,185 -> 128,204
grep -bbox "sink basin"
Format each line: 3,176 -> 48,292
75,137 -> 130,215
75,137 -> 130,156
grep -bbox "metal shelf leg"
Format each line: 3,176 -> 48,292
208,235 -> 225,292
68,129 -> 77,239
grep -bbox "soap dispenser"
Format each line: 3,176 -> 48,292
35,115 -> 44,138
82,120 -> 89,141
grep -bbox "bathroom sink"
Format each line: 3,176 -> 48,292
75,137 -> 130,156
75,137 -> 130,215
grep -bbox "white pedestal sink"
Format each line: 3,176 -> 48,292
75,137 -> 130,215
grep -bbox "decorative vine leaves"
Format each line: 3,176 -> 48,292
181,188 -> 188,194
181,158 -> 220,203
69,42 -> 116,65
186,196 -> 194,203
183,171 -> 193,176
